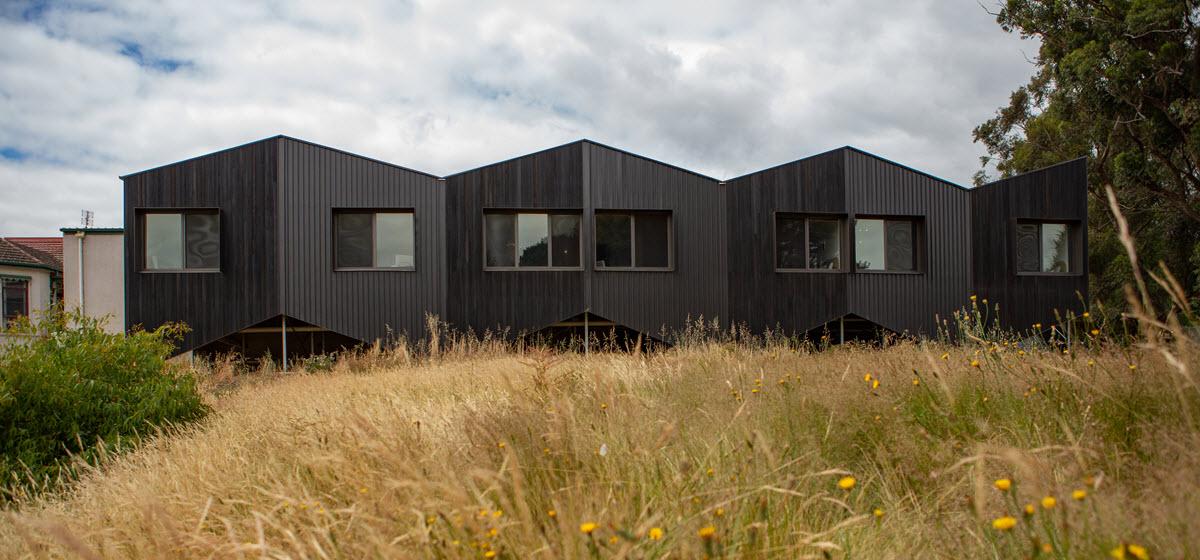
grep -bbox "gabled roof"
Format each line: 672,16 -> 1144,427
0,237 -> 62,271
118,135 -> 966,189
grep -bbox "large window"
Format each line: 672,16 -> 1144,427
141,210 -> 220,271
855,218 -> 919,272
485,212 -> 581,269
775,214 -> 842,270
1016,222 -> 1073,273
335,210 -> 415,269
2,277 -> 29,327
595,211 -> 672,269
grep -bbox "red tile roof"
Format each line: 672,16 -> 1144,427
0,237 -> 62,271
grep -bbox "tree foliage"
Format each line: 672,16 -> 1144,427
975,0 -> 1200,313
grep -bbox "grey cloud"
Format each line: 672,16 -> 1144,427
0,0 -> 1033,235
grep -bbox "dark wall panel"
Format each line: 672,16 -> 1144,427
845,150 -> 972,335
971,158 -> 1089,331
587,143 -> 726,336
443,142 -> 585,333
279,138 -> 444,343
123,139 -> 280,351
726,149 -> 848,334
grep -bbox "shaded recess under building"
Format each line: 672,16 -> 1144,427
193,315 -> 364,364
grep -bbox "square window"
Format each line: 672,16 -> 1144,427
485,211 -> 581,269
1016,222 -> 1073,273
855,217 -> 920,272
775,214 -> 843,271
334,210 -> 415,269
595,211 -> 671,270
141,210 -> 220,271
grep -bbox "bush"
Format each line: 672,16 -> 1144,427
0,309 -> 209,498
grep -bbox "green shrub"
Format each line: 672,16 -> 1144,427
0,308 -> 209,498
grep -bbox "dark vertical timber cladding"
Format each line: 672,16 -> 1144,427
726,149 -> 847,334
971,158 -> 1088,330
587,143 -> 726,336
279,138 -> 444,343
443,142 -> 585,333
845,150 -> 972,335
123,139 -> 280,351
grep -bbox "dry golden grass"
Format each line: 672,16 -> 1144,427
1,336 -> 1197,559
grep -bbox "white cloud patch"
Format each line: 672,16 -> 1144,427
0,0 -> 1037,234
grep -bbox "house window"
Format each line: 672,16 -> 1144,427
484,212 -> 581,269
1016,222 -> 1072,273
855,218 -> 919,272
141,210 -> 220,271
775,214 -> 842,270
595,211 -> 672,269
2,277 -> 29,327
335,211 -> 415,269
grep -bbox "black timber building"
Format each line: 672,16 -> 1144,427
122,136 -> 1088,359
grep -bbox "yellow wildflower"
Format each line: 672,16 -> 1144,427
714,507 -> 725,517
497,442 -> 505,449
600,403 -> 607,410
1082,311 -> 1090,317
971,359 -> 980,368
648,527 -> 664,540
1041,542 -> 1053,553
872,380 -> 880,389
1088,359 -> 1095,366
1041,496 -> 1056,509
487,527 -> 498,538
1072,489 -> 1087,501
1127,544 -> 1149,560
873,508 -> 884,518
580,522 -> 598,535
941,352 -> 949,360
1091,329 -> 1100,336
994,478 -> 1012,491
970,295 -> 977,302
484,551 -> 496,559
548,509 -> 557,518
697,526 -> 717,540
609,535 -> 619,544
837,476 -> 856,490
864,373 -> 872,381
912,378 -> 920,386
992,516 -> 1017,531
1023,503 -> 1035,516
493,510 -> 502,518
1129,364 -> 1138,370
706,468 -> 714,477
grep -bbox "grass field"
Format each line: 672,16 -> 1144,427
1,329 -> 1197,559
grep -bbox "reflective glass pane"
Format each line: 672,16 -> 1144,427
3,279 -> 28,325
775,215 -> 806,269
1015,223 -> 1040,272
595,214 -> 632,267
145,213 -> 183,269
634,213 -> 670,268
375,213 -> 415,268
550,214 -> 581,267
1041,223 -> 1070,272
485,214 -> 517,267
335,213 -> 373,268
184,213 -> 220,269
517,213 -> 549,267
854,219 -> 885,270
885,221 -> 914,271
808,220 -> 841,269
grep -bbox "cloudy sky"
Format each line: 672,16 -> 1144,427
0,0 -> 1037,234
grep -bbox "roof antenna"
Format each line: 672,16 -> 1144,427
81,210 -> 94,228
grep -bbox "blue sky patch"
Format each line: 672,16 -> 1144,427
118,41 -> 189,72
0,147 -> 29,161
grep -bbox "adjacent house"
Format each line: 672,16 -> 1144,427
122,136 -> 1088,362
0,236 -> 63,334
62,227 -> 125,333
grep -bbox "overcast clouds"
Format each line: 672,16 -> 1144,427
0,0 -> 1036,234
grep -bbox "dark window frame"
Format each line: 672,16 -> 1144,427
137,208 -> 221,273
482,209 -> 584,271
2,276 -> 30,327
852,215 -> 925,275
773,212 -> 846,273
593,210 -> 674,272
333,208 -> 418,272
1013,219 -> 1081,276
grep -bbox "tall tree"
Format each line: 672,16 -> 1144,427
974,0 -> 1200,314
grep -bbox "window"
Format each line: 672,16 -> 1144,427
775,214 -> 842,270
141,210 -> 220,271
595,211 -> 672,269
335,211 -> 415,269
1016,222 -> 1072,273
2,277 -> 29,327
484,212 -> 581,269
855,218 -> 918,272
